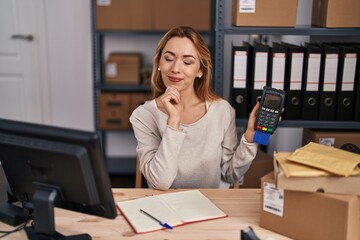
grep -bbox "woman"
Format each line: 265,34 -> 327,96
130,26 -> 259,190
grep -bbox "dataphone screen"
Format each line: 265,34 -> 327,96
263,93 -> 282,109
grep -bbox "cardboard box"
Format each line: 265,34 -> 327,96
312,0 -> 360,28
129,92 -> 152,115
105,53 -> 141,85
153,0 -> 211,31
98,92 -> 152,130
273,153 -> 360,195
241,150 -> 273,188
95,0 -> 153,30
232,0 -> 298,27
95,0 -> 211,31
99,93 -> 131,129
302,128 -> 360,154
260,172 -> 360,240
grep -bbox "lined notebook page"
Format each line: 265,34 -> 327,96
118,194 -> 182,233
160,190 -> 227,223
117,190 -> 227,233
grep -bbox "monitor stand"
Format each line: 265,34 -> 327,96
25,184 -> 91,240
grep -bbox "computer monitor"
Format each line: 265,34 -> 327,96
0,118 -> 117,239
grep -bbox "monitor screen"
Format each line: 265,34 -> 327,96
0,118 -> 117,239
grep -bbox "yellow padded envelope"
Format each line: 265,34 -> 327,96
287,142 -> 360,177
275,152 -> 331,177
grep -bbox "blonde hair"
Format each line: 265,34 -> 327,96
151,26 -> 219,101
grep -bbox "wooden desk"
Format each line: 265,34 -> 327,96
1,189 -> 292,239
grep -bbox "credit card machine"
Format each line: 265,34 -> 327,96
254,86 -> 285,145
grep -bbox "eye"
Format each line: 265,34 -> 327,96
165,57 -> 174,62
184,60 -> 194,65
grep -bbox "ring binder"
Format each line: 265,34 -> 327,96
231,45 -> 250,118
319,43 -> 340,121
279,42 -> 305,120
301,43 -> 322,120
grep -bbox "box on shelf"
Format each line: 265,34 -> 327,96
312,0 -> 360,28
302,128 -> 360,154
95,0 -> 152,30
241,149 -> 273,188
98,93 -> 131,130
98,92 -> 152,130
273,152 -> 360,196
95,0 -> 211,32
232,0 -> 298,27
153,0 -> 211,31
105,53 -> 141,85
260,172 -> 360,240
129,92 -> 152,115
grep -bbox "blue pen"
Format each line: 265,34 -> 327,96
139,209 -> 173,230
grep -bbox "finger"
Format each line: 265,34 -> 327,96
165,87 -> 180,97
250,101 -> 260,117
255,101 -> 260,109
166,88 -> 181,102
162,92 -> 180,105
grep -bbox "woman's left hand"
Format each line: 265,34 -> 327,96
244,101 -> 260,143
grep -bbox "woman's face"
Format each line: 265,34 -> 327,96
159,37 -> 202,93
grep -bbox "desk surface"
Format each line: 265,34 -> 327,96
1,188 -> 292,240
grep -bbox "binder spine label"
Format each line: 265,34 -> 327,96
254,52 -> 268,89
290,53 -> 303,90
271,53 -> 286,90
306,54 -> 321,91
342,53 -> 356,91
323,54 -> 338,92
233,51 -> 247,88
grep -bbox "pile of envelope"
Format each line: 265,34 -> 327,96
273,142 -> 360,195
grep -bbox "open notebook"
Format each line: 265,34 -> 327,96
117,190 -> 227,234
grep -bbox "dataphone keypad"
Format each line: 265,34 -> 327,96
256,107 -> 279,133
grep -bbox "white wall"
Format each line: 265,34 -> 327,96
43,0 -> 94,131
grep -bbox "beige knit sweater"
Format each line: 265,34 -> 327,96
130,99 -> 258,190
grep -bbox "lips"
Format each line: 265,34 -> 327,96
168,76 -> 182,83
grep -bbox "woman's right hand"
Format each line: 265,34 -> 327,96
160,86 -> 183,129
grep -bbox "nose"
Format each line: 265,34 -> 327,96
171,60 -> 181,73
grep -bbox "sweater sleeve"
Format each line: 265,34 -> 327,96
130,106 -> 186,190
220,107 -> 258,184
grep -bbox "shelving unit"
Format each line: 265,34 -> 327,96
91,2 -> 155,175
91,1 -> 212,174
91,0 -> 360,175
211,0 -> 360,129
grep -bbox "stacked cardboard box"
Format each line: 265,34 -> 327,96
98,92 -> 152,130
232,0 -> 298,27
302,128 -> 360,154
260,172 -> 360,240
95,0 -> 211,31
105,53 -> 141,85
312,0 -> 360,28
